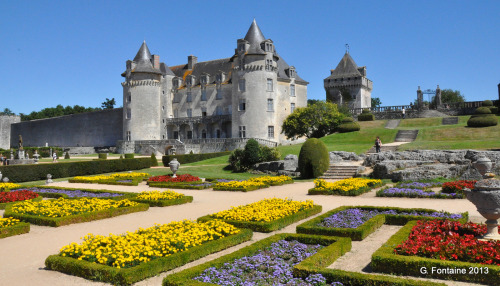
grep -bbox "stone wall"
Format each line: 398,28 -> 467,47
0,115 -> 20,149
11,109 -> 123,147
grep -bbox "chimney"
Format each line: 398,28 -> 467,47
188,55 -> 197,70
152,55 -> 160,69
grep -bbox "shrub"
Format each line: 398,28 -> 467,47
467,115 -> 498,127
64,152 -> 70,159
98,153 -> 107,160
490,106 -> 499,114
228,149 -> 246,172
162,151 -> 231,166
259,146 -> 281,162
243,139 -> 261,167
357,113 -> 375,121
298,138 -> 329,179
362,108 -> 370,114
337,117 -> 361,133
475,106 -> 492,114
124,153 -> 135,159
150,153 -> 158,167
482,100 -> 493,106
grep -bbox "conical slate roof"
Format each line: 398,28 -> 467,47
327,52 -> 362,79
134,41 -> 152,62
244,19 -> 266,45
131,41 -> 162,74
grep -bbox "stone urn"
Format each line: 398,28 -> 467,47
169,158 -> 180,178
472,156 -> 495,178
46,174 -> 53,184
465,179 -> 500,240
0,171 -> 2,181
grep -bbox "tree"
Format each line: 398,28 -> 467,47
371,97 -> 382,108
0,108 -> 15,115
307,99 -> 321,106
101,98 -> 116,109
281,101 -> 344,139
429,89 -> 465,108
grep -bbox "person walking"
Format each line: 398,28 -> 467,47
375,136 -> 382,153
402,108 -> 406,119
52,152 -> 58,163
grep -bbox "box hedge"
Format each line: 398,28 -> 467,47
296,205 -> 468,241
371,221 -> 500,284
198,205 -> 322,233
0,158 -> 152,182
467,114 -> 498,127
45,228 -> 252,285
357,113 -> 375,121
298,138 -> 329,179
162,151 -> 231,166
0,222 -> 30,239
98,153 -> 107,160
124,153 -> 135,159
131,195 -> 193,207
3,202 -> 149,227
163,233 -> 443,286
337,117 -> 361,133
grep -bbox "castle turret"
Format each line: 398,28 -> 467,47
121,41 -> 163,141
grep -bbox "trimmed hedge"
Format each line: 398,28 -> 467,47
357,113 -> 375,121
0,196 -> 43,210
0,222 -> 30,239
124,153 -> 135,159
45,228 -> 252,285
198,205 -> 322,233
298,138 -> 329,179
0,158 -> 152,182
3,202 -> 149,227
296,206 -> 468,241
483,100 -> 493,106
467,114 -> 498,127
162,151 -> 231,166
98,153 -> 107,160
371,221 -> 500,284
147,181 -> 213,190
308,186 -> 375,196
337,117 -> 361,133
131,195 -> 193,207
164,233 -> 443,286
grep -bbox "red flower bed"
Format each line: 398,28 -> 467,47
0,190 -> 39,203
395,220 -> 500,265
148,174 -> 200,183
441,180 -> 476,194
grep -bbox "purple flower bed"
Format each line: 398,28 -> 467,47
193,240 -> 342,286
319,208 -> 462,229
397,182 -> 437,188
116,180 -> 133,183
190,183 -> 214,187
377,187 -> 462,199
17,187 -> 123,198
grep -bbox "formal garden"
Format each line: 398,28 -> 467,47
1,115 -> 500,285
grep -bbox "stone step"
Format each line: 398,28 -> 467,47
394,129 -> 418,142
442,117 -> 459,125
319,164 -> 358,179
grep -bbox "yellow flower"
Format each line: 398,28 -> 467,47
136,190 -> 184,201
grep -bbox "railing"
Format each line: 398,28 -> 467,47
349,100 -> 498,115
166,114 -> 231,125
133,137 -> 278,148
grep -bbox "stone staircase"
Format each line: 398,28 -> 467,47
394,130 -> 419,142
320,165 -> 359,180
442,117 -> 459,125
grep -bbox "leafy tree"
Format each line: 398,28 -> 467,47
307,99 -> 321,106
429,89 -> 465,108
101,98 -> 116,109
0,108 -> 15,115
20,105 -> 102,121
371,97 -> 382,108
281,101 -> 344,139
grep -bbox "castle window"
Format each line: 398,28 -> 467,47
201,89 -> 207,101
162,119 -> 165,124
126,108 -> 131,119
162,106 -> 165,111
268,126 -> 274,138
202,107 -> 207,117
162,135 -> 165,139
174,109 -> 178,118
216,88 -> 222,100
173,93 -> 180,103
215,106 -> 223,115
216,129 -> 221,138
187,92 -> 192,102
127,95 -> 131,102
291,103 -> 295,113
239,100 -> 246,111
266,59 -> 273,71
201,129 -> 207,139
187,131 -> 193,139
267,99 -> 274,111
239,79 -> 245,92
290,84 -> 295,97
126,131 -> 131,141
227,105 -> 232,114
173,131 -> 179,139
267,79 -> 273,91
187,108 -> 192,117
239,126 -> 246,138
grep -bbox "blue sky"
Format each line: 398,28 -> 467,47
1,0 -> 499,115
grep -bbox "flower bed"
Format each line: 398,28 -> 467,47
45,220 -> 252,285
4,198 -> 149,227
248,175 -> 293,186
14,186 -> 130,199
395,181 -> 443,189
148,174 -> 201,183
212,180 -> 268,192
308,178 -> 383,196
147,181 -> 214,190
371,220 -> 500,284
376,187 -> 463,199
441,180 -> 476,195
0,190 -> 42,209
0,182 -> 21,191
164,233 -> 438,286
0,217 -> 30,239
296,206 -> 467,241
69,172 -> 150,186
131,190 -> 193,207
198,198 -> 322,232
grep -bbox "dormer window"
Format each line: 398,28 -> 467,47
216,72 -> 225,84
173,77 -> 183,89
200,74 -> 209,86
186,75 -> 195,87
289,66 -> 296,78
261,41 -> 273,52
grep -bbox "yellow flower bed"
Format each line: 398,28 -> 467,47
248,175 -> 293,185
214,180 -> 266,189
59,220 -> 240,268
212,198 -> 314,222
0,217 -> 21,228
0,182 -> 21,190
72,172 -> 149,182
136,190 -> 184,201
11,198 -> 138,218
314,178 -> 382,192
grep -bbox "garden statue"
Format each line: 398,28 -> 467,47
46,174 -> 53,184
18,135 -> 23,150
0,171 -> 2,181
33,150 -> 40,163
169,158 -> 180,178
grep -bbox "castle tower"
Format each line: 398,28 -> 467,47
231,19 -> 282,140
121,41 -> 173,141
324,52 -> 373,109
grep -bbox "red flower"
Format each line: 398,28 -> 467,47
0,190 -> 39,203
442,180 -> 476,194
148,174 -> 200,183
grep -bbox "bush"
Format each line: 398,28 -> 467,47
150,153 -> 158,167
475,107 -> 492,114
228,149 -> 246,172
362,108 -> 370,114
337,117 -> 361,133
467,115 -> 498,127
64,152 -> 70,160
298,138 -> 329,179
357,113 -> 375,121
124,153 -> 135,159
98,153 -> 107,160
243,139 -> 261,167
490,106 -> 498,114
162,151 -> 231,166
482,100 -> 493,106
259,146 -> 281,162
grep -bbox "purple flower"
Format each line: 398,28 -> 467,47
17,187 -> 123,198
379,187 -> 462,199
